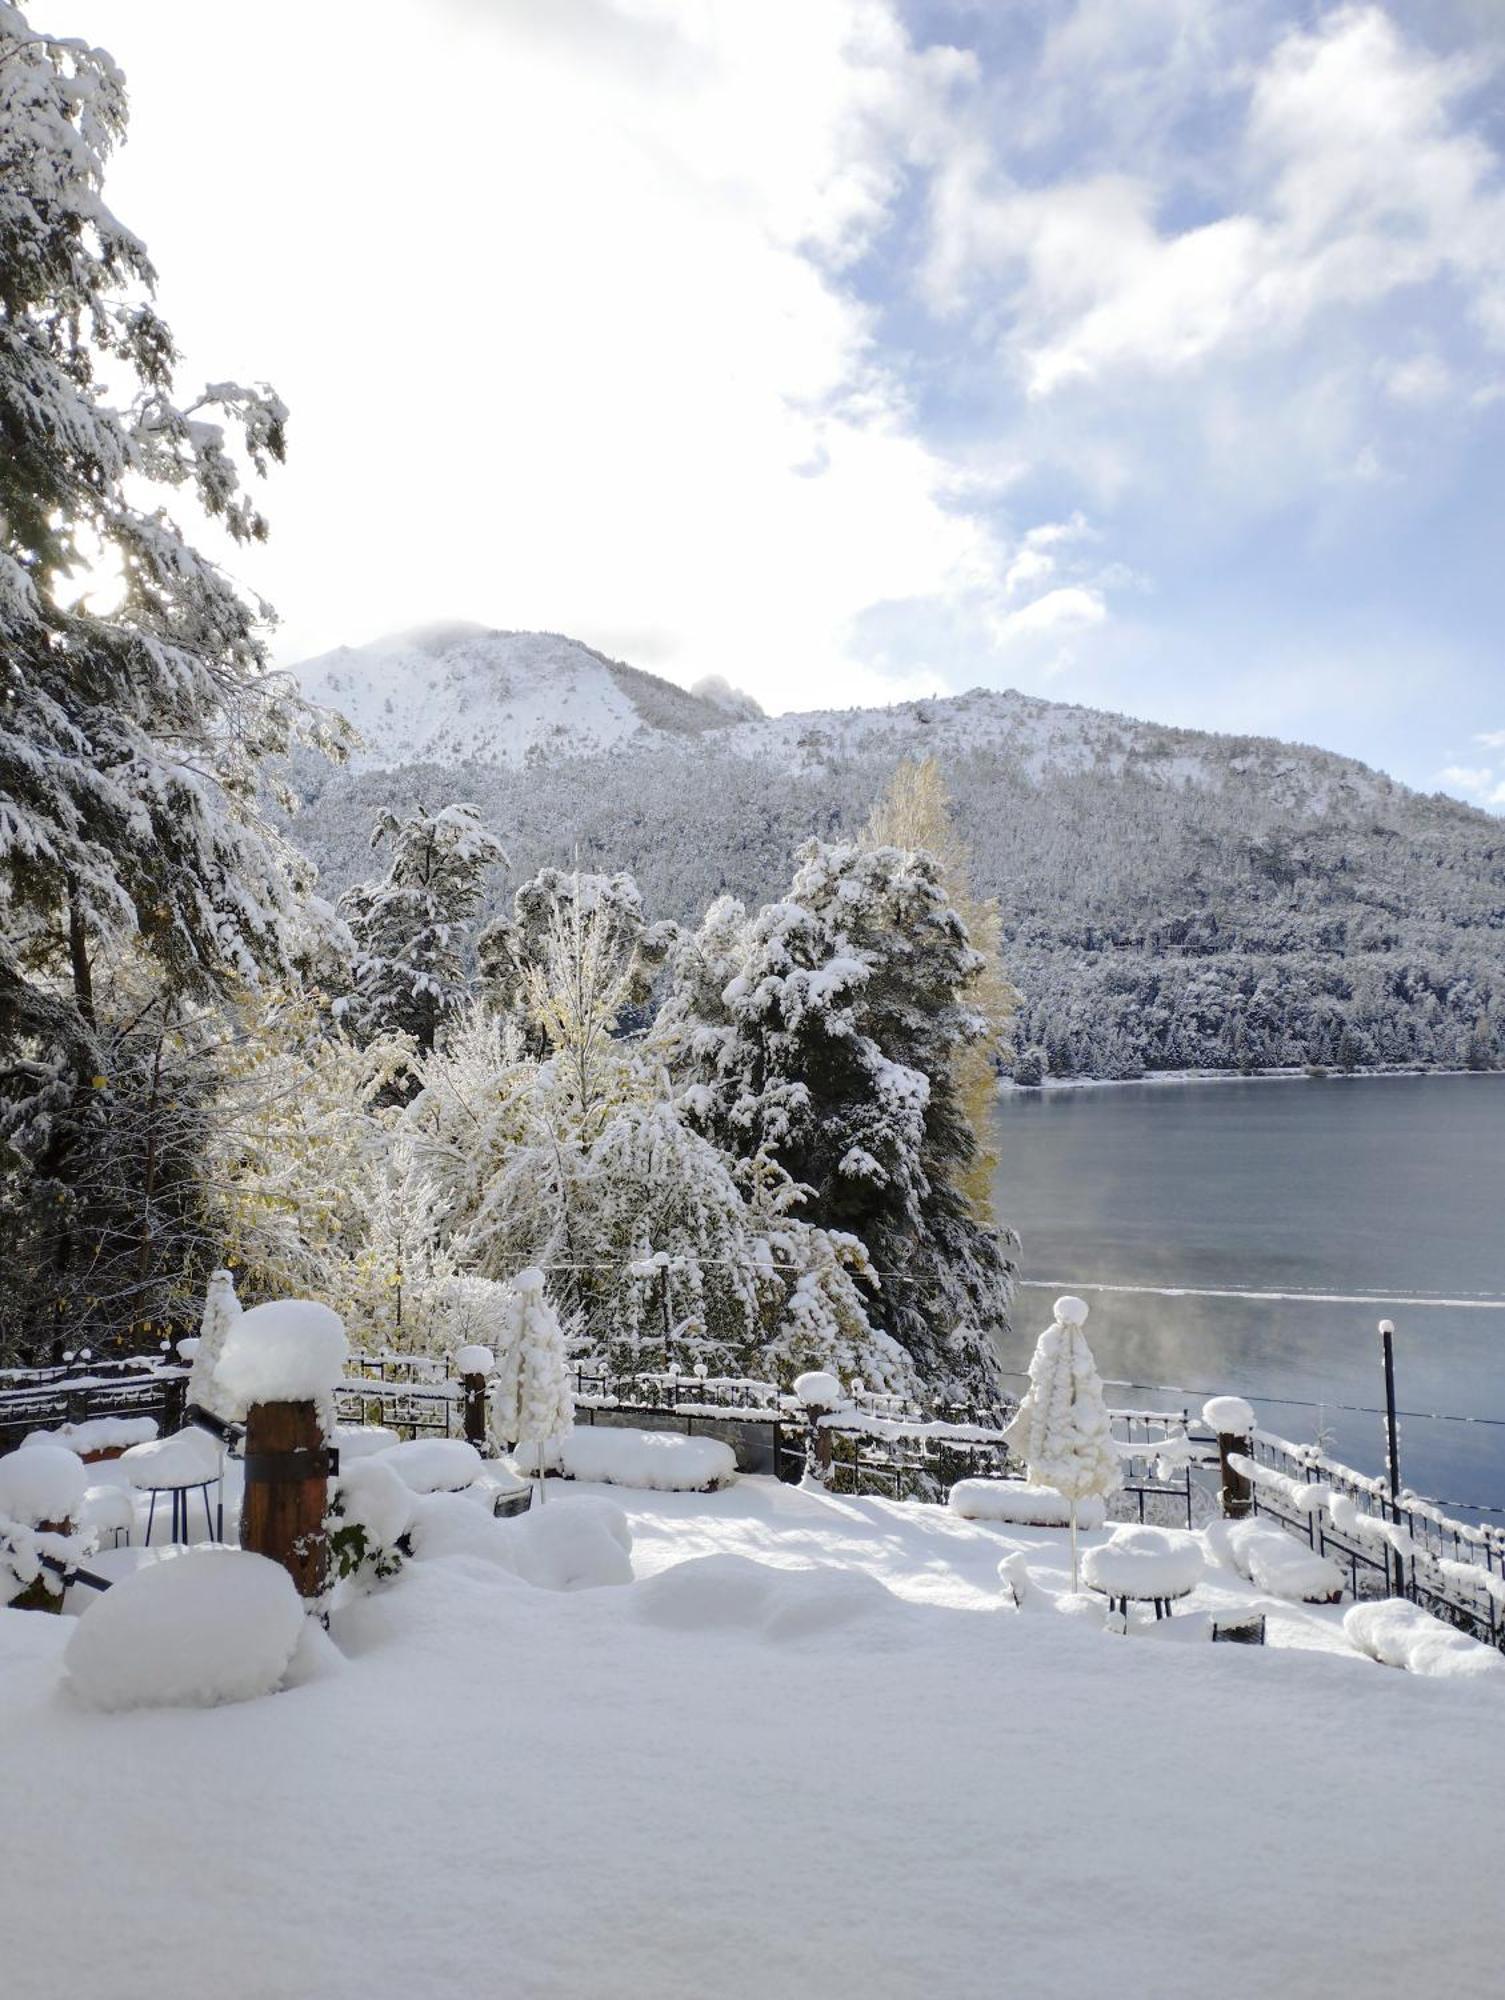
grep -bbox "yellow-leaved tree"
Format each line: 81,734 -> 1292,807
863,758 -> 1018,1217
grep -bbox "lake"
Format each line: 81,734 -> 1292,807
992,1073 -> 1505,1518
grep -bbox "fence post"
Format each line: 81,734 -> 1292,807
462,1373 -> 488,1451
1203,1396 -> 1255,1519
240,1398 -> 334,1606
793,1372 -> 843,1489
1378,1319 -> 1407,1597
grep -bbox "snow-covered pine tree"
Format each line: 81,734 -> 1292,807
489,1268 -> 574,1490
0,10 -> 337,1359
187,1267 -> 241,1425
1004,1295 -> 1121,1588
864,756 -> 1018,1215
659,840 -> 1016,1408
336,805 -> 506,1062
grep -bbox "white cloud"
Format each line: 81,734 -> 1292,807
1476,728 -> 1505,748
1438,764 -> 1494,793
66,0 -> 1035,714
925,8 -> 1505,401
1379,353 -> 1452,404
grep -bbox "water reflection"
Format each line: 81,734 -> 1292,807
992,1074 -> 1505,1515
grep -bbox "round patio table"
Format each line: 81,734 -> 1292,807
120,1429 -> 224,1545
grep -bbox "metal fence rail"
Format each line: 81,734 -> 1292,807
0,1355 -> 188,1455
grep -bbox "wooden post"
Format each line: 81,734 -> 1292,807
1217,1431 -> 1254,1518
240,1399 -> 333,1605
808,1414 -> 834,1487
462,1372 -> 488,1452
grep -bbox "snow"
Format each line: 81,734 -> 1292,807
331,1423 -> 402,1461
0,1444 -> 87,1526
791,1369 -> 844,1408
21,1416 -> 158,1456
1082,1526 -> 1205,1599
62,1549 -> 304,1712
215,1299 -> 349,1414
3,1475 -> 1504,1997
1344,1600 -> 1505,1681
557,1427 -> 737,1493
120,1428 -> 222,1490
948,1479 -> 1107,1529
76,1485 -> 136,1539
502,1495 -> 635,1591
373,1438 -> 483,1494
1202,1395 -> 1255,1435
331,1459 -> 415,1554
1203,1520 -> 1344,1602
454,1344 -> 495,1377
1053,1293 -> 1089,1326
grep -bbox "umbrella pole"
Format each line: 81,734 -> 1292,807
1070,1500 -> 1079,1593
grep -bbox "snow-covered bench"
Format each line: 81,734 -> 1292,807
1344,1599 -> 1505,1681
1203,1518 -> 1343,1603
949,1480 -> 1107,1530
374,1438 -> 484,1494
1082,1525 -> 1204,1623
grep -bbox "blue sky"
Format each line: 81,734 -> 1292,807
68,0 -> 1505,804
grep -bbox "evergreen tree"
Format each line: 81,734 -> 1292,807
0,10 -> 332,1358
478,867 -> 672,1053
336,804 -> 506,1059
659,839 -> 1016,1407
490,1268 -> 574,1486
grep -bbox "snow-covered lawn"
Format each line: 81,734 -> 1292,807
3,1476 -> 1500,2000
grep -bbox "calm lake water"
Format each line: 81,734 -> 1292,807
992,1073 -> 1505,1518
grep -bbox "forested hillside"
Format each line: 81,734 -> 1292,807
284,632 -> 1505,1080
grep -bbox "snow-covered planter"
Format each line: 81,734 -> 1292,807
1,1444 -> 91,1610
1344,1600 -> 1505,1681
22,1416 -> 158,1460
949,1480 -> 1107,1530
1082,1526 -> 1204,1605
1202,1519 -> 1343,1603
0,1445 -> 87,1529
557,1427 -> 737,1493
63,1549 -> 304,1711
327,1458 -> 416,1588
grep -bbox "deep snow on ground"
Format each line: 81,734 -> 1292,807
2,1475 -> 1500,2000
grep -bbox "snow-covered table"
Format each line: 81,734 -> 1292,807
1081,1526 -> 1205,1624
120,1429 -> 224,1545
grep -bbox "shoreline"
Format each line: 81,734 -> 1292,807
999,1064 -> 1500,1094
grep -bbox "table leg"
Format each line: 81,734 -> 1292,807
146,1489 -> 158,1546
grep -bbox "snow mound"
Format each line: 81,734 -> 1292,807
332,1459 -> 415,1551
1203,1519 -> 1343,1602
77,1485 -> 136,1539
63,1549 -> 304,1712
1082,1526 -> 1204,1600
374,1439 -> 483,1493
633,1554 -> 894,1642
1054,1295 -> 1089,1326
331,1424 -> 402,1461
23,1416 -> 157,1456
949,1480 -> 1107,1529
215,1299 -> 348,1415
633,1553 -> 776,1631
558,1427 -> 736,1493
1344,1600 -> 1505,1681
502,1495 -> 634,1591
454,1344 -> 495,1376
0,1444 -> 86,1525
1202,1395 -> 1255,1435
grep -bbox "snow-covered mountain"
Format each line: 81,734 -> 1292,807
295,623 -> 1385,819
296,624 -> 732,770
284,624 -> 1503,1080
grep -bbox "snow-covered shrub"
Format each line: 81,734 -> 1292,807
490,1270 -> 574,1473
501,1495 -> 634,1590
327,1459 -> 415,1589
63,1550 -> 304,1711
188,1269 -> 243,1424
1010,1049 -> 1044,1088
0,1445 -> 87,1528
374,1439 -> 483,1494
